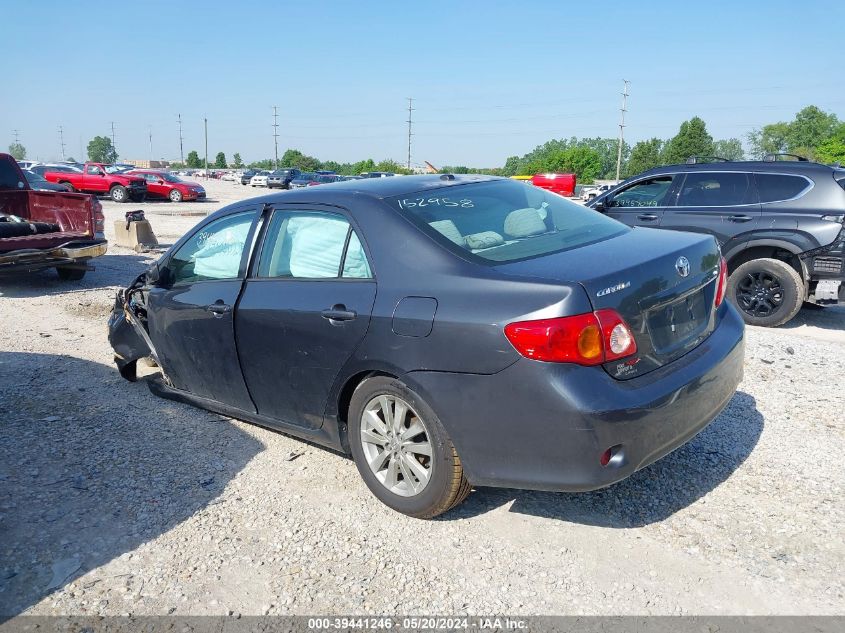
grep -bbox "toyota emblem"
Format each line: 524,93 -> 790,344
675,256 -> 691,277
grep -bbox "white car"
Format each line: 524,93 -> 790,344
221,171 -> 240,182
250,171 -> 270,187
581,183 -> 615,201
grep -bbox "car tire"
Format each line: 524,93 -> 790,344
61,181 -> 75,192
348,376 -> 471,519
727,258 -> 804,327
169,189 -> 183,202
110,185 -> 128,203
56,266 -> 86,281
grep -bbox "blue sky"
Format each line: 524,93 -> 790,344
2,0 -> 843,167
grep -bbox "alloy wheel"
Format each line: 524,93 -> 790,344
360,395 -> 433,497
736,271 -> 784,317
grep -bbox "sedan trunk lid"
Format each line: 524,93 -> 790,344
495,227 -> 722,379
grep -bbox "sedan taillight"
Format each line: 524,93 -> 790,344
715,256 -> 728,307
504,309 -> 637,365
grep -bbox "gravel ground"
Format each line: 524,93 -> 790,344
1,178 -> 843,616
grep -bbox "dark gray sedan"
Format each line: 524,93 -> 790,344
108,175 -> 744,518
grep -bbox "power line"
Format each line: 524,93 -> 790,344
58,126 -> 66,160
615,79 -> 629,182
177,114 -> 184,165
272,106 -> 280,170
406,97 -> 414,171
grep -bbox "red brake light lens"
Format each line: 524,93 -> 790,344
504,310 -> 637,365
715,256 -> 728,307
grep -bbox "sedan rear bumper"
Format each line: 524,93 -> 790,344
404,303 -> 745,492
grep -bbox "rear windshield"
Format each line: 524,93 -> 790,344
385,180 -> 627,263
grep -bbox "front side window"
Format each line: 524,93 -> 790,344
169,211 -> 256,284
86,165 -> 103,175
258,211 -> 372,279
677,172 -> 755,206
609,176 -> 675,208
755,173 -> 812,203
385,180 -> 627,264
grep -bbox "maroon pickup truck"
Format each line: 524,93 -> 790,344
0,153 -> 107,280
43,162 -> 147,203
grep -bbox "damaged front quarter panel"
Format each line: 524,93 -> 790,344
107,269 -> 162,382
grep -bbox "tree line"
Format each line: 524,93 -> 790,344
10,105 -> 843,182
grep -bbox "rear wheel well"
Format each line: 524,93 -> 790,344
727,245 -> 806,283
336,370 -> 398,452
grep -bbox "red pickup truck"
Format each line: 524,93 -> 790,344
0,153 -> 107,280
43,162 -> 147,203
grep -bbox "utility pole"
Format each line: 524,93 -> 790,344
110,121 -> 117,158
272,106 -> 280,170
204,117 -> 209,178
177,113 -> 184,165
12,129 -> 20,144
58,126 -> 66,160
615,80 -> 629,182
406,97 -> 414,171
148,126 -> 153,163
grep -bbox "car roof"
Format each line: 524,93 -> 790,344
285,174 -> 503,198
641,159 -> 840,177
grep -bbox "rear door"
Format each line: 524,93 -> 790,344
603,175 -> 677,228
660,171 -> 760,253
235,207 -> 376,429
146,209 -> 260,412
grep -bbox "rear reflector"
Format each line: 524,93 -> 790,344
504,310 -> 637,365
715,256 -> 728,307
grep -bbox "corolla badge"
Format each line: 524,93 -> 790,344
596,281 -> 631,297
675,256 -> 691,278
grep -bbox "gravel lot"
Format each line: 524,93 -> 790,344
1,178 -> 843,616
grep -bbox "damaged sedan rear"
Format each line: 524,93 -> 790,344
109,174 -> 745,518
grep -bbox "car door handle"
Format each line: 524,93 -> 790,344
728,214 -> 753,222
321,305 -> 357,322
206,302 -> 232,315
637,213 -> 659,221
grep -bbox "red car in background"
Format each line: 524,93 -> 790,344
125,170 -> 206,202
531,173 -> 576,197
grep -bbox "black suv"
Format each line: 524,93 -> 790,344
588,155 -> 845,326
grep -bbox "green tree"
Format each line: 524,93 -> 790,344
747,122 -> 790,158
214,152 -> 227,169
186,150 -> 202,168
87,136 -> 118,163
625,138 -> 664,177
375,159 -> 412,175
8,142 -> 26,160
351,158 -> 376,174
713,138 -> 745,161
662,117 -> 714,164
786,106 -> 839,152
320,160 -> 342,173
815,124 -> 845,165
545,146 -> 603,183
232,153 -> 244,168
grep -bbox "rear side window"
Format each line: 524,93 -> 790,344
0,158 -> 23,188
257,211 -> 372,279
835,171 -> 845,190
755,174 -> 811,203
677,172 -> 755,206
385,180 -> 626,264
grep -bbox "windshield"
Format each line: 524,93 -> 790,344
159,172 -> 182,183
24,171 -> 45,183
385,180 -> 628,264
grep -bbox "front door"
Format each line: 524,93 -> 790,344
660,171 -> 760,252
603,175 -> 677,228
146,209 -> 259,412
236,209 -> 377,429
143,173 -> 168,198
84,164 -> 108,193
